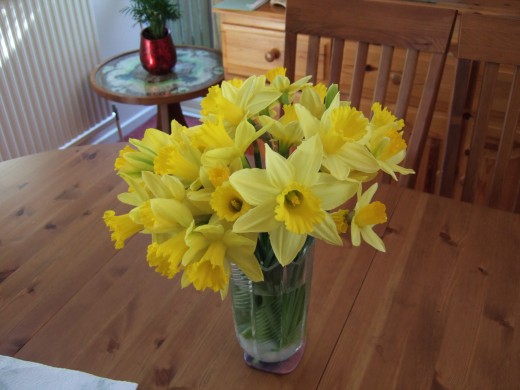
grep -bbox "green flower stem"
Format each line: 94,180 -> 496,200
241,154 -> 251,169
231,237 -> 314,354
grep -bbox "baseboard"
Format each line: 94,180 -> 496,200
180,98 -> 202,118
88,106 -> 156,145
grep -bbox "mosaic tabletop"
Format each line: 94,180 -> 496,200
91,46 -> 224,104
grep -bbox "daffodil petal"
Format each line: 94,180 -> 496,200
130,128 -> 171,152
294,104 -> 321,138
270,225 -> 307,266
378,161 -> 399,181
117,192 -> 142,207
341,143 -> 380,173
350,223 -> 361,247
360,227 -> 386,252
234,75 -> 256,108
230,169 -> 277,205
142,171 -> 169,198
183,244 -> 205,266
322,154 -> 350,180
194,223 -> 225,241
233,200 -> 280,233
234,120 -> 258,152
359,183 -> 378,205
310,214 -> 342,245
265,144 -> 293,189
288,135 -> 323,185
151,198 -> 193,228
312,173 -> 359,210
119,173 -> 148,201
300,87 -> 325,118
161,174 -> 186,200
227,250 -> 264,282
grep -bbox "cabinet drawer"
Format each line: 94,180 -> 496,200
221,24 -> 327,82
221,24 -> 285,77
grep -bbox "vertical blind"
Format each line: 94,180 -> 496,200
169,0 -> 214,48
0,0 -> 110,161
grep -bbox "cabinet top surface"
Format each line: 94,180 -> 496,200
213,0 -> 520,17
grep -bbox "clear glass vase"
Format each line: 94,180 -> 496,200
229,236 -> 315,374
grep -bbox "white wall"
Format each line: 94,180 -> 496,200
89,0 -> 155,140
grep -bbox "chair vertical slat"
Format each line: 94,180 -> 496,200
381,49 -> 416,186
461,62 -> 499,203
284,31 -> 298,82
350,42 -> 369,108
439,58 -> 473,197
399,53 -> 447,188
373,45 -> 393,106
378,39 -> 398,188
488,65 -> 520,208
394,49 -> 418,121
329,38 -> 345,85
306,36 -> 320,83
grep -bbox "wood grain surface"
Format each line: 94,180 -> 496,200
1,144 -> 519,389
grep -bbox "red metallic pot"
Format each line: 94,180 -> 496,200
139,27 -> 177,75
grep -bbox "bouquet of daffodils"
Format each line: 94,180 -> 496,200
104,67 -> 413,298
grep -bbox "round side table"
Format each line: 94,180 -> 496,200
90,45 -> 224,132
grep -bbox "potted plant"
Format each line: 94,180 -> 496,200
121,0 -> 181,75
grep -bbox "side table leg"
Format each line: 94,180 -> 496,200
157,103 -> 187,133
157,104 -> 170,133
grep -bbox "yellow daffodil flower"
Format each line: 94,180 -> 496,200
295,102 -> 380,180
260,104 -> 303,155
230,135 -> 358,265
298,83 -> 329,119
103,210 -> 142,249
181,217 -> 263,297
331,208 -> 350,234
367,103 -> 415,180
190,118 -> 234,151
115,173 -> 151,207
200,75 -> 282,130
130,197 -> 194,234
201,161 -> 232,188
114,128 -> 171,177
350,183 -> 387,252
211,181 -> 252,222
200,79 -> 243,122
265,66 -> 312,104
153,127 -> 202,188
195,117 -> 270,168
146,232 -> 188,278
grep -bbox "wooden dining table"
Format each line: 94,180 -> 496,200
1,143 -> 519,389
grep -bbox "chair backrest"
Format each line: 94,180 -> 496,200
439,13 -> 520,213
284,0 -> 457,189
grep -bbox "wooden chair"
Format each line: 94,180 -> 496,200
284,0 -> 457,189
439,13 -> 520,213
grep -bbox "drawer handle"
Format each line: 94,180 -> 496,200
264,48 -> 281,63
